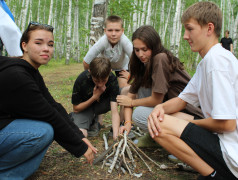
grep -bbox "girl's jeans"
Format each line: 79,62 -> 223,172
0,119 -> 54,180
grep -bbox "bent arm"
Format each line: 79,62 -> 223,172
73,96 -> 96,113
131,91 -> 164,107
83,60 -> 89,70
110,101 -> 120,139
191,118 -> 236,133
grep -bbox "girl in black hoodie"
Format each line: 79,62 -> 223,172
0,22 -> 96,179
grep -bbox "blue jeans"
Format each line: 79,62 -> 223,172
0,119 -> 54,180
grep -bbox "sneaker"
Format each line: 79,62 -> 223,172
168,154 -> 182,163
133,133 -> 160,148
88,121 -> 99,137
176,162 -> 195,172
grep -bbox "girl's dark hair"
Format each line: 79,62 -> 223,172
20,22 -> 54,53
129,25 -> 184,92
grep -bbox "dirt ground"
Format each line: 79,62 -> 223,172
28,63 -> 198,180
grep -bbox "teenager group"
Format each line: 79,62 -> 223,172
0,1 -> 237,179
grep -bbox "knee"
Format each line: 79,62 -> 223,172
36,122 -> 54,145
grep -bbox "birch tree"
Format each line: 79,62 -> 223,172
170,0 -> 182,57
89,0 -> 108,48
48,0 -> 54,25
65,0 -> 72,64
146,0 -> 152,25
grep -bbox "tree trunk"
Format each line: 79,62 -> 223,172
65,0 -> 72,65
48,0 -> 54,25
89,0 -> 108,48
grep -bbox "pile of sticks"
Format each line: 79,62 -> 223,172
93,131 -> 167,177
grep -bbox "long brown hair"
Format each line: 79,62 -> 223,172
129,25 -> 184,92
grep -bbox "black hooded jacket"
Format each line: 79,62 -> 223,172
0,56 -> 88,157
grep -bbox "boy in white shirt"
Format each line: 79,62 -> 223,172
148,2 -> 238,179
83,15 -> 133,88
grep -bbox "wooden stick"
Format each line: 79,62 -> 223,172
93,141 -> 116,165
127,139 -> 162,168
108,139 -> 124,173
103,133 -> 108,150
128,141 -> 152,172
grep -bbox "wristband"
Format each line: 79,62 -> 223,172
124,120 -> 131,125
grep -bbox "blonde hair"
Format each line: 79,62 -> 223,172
181,2 -> 222,37
104,15 -> 123,28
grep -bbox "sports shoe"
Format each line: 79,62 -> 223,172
133,133 -> 160,148
177,162 -> 195,172
88,121 -> 99,137
168,154 -> 182,163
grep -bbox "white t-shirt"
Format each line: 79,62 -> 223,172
84,34 -> 133,71
0,6 -> 22,56
179,44 -> 238,177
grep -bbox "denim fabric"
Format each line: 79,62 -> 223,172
0,119 -> 54,180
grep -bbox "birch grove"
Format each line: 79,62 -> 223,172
5,0 -> 238,69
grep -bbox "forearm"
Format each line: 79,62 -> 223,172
191,118 -> 236,133
111,111 -> 120,138
73,96 -> 96,113
83,60 -> 89,70
131,95 -> 163,107
230,44 -> 233,53
162,97 -> 187,114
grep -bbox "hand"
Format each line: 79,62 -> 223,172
119,123 -> 132,135
82,138 -> 97,164
83,147 -> 94,165
147,104 -> 164,138
92,85 -> 106,101
116,95 -> 132,107
119,70 -> 130,80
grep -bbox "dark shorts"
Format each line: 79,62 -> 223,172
70,97 -> 111,130
181,123 -> 237,179
114,70 -> 129,78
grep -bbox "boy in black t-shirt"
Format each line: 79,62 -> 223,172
70,57 -> 120,140
220,30 -> 233,52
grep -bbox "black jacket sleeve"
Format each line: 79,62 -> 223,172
2,67 -> 88,157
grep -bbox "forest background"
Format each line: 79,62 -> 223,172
7,0 -> 238,72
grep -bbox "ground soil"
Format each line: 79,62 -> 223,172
28,63 -> 198,180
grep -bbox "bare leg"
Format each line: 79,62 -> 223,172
98,114 -> 103,126
117,77 -> 129,88
80,128 -> 88,137
153,115 -> 214,176
119,86 -> 131,122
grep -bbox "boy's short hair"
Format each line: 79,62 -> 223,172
89,57 -> 111,79
181,1 -> 222,37
104,15 -> 123,28
225,30 -> 229,34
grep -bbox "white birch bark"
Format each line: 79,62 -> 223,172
161,0 -> 172,42
232,12 -> 238,54
65,0 -> 72,64
89,0 -> 108,49
140,0 -> 147,25
37,0 -> 41,22
132,0 -> 138,32
170,0 -> 181,56
48,0 -> 54,25
159,1 -> 165,35
84,0 -> 90,47
73,0 -> 80,61
146,0 -> 152,25
27,0 -> 32,24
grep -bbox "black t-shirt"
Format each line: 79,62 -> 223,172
72,70 -> 119,105
220,37 -> 233,51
